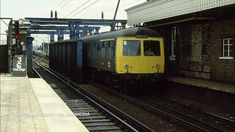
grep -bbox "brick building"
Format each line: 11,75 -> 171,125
126,0 -> 235,83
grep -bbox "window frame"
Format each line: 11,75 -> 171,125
122,40 -> 141,56
170,26 -> 176,60
143,40 -> 161,56
219,38 -> 233,60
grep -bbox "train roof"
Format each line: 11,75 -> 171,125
80,27 -> 161,41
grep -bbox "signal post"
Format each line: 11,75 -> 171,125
11,20 -> 29,77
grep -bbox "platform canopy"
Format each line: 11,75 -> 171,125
126,0 -> 235,25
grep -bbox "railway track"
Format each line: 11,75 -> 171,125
133,96 -> 235,132
34,55 -> 235,131
91,82 -> 235,132
33,60 -> 154,132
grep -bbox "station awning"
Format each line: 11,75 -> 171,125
126,0 -> 235,26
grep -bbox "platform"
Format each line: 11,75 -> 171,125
166,75 -> 235,94
0,74 -> 88,132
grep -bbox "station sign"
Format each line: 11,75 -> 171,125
12,55 -> 27,77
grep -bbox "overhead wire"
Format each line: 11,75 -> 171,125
123,0 -> 144,8
59,0 -> 74,9
54,0 -> 67,9
52,0 -> 70,17
64,0 -> 143,19
1,19 -> 8,26
66,0 -> 93,18
97,0 -> 144,14
70,0 -> 101,18
58,0 -> 74,17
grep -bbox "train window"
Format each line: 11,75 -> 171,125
123,40 -> 141,56
144,40 -> 160,56
110,41 -> 115,47
97,42 -> 101,51
104,41 -> 109,48
107,41 -> 111,47
101,42 -> 104,47
95,42 -> 98,48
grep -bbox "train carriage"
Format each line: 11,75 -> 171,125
81,27 -> 165,92
49,27 -> 165,92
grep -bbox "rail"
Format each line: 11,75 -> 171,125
33,60 -> 154,132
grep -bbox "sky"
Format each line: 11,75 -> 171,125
0,0 -> 146,44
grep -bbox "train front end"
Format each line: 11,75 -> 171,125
115,36 -> 165,83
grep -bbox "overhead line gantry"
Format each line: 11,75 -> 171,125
25,17 -> 127,42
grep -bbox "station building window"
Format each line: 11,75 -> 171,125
219,38 -> 233,60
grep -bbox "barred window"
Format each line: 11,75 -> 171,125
219,38 -> 233,60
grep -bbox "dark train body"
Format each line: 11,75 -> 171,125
49,27 -> 165,92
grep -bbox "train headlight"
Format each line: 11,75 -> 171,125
124,65 -> 129,73
125,64 -> 129,70
156,65 -> 160,69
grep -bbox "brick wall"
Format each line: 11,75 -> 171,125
209,19 -> 235,83
176,24 -> 211,80
154,18 -> 235,83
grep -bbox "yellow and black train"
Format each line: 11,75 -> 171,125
49,27 -> 165,92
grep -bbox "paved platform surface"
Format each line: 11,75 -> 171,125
0,74 -> 88,132
166,75 -> 235,94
